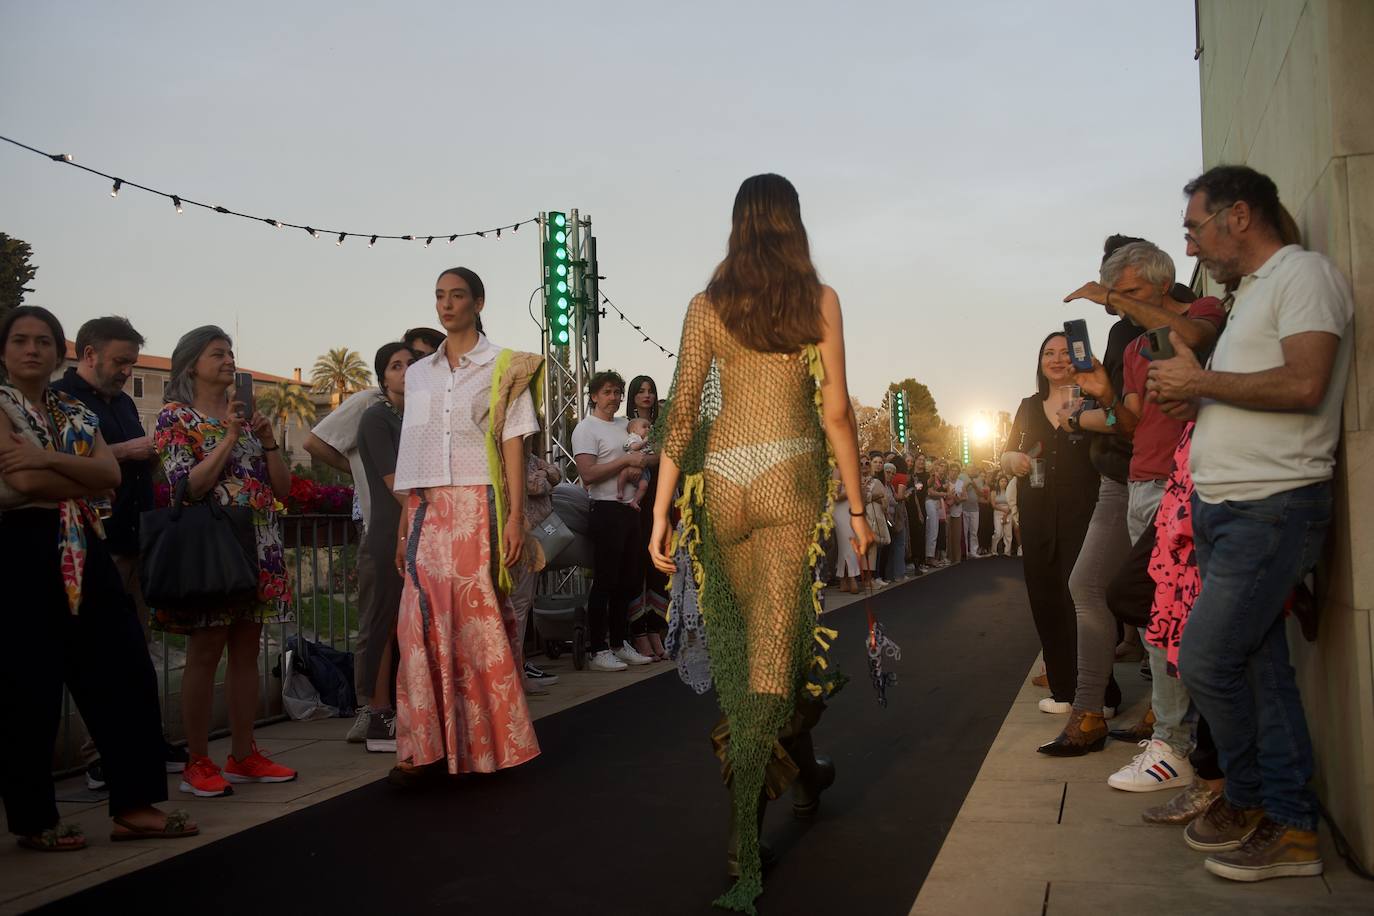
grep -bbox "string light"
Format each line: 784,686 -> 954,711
0,133 -> 538,246
599,289 -> 675,359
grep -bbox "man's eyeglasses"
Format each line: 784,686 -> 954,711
1183,204 -> 1232,244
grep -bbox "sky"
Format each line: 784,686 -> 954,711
1,0 -> 1204,430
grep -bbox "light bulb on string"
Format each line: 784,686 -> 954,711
110,179 -> 122,198
425,237 -> 433,247
448,235 -> 457,244
337,233 -> 346,246
306,227 -> 318,239
369,235 -> 378,248
171,195 -> 183,213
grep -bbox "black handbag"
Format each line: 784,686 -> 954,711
140,478 -> 259,610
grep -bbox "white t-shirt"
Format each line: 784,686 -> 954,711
572,414 -> 629,502
949,477 -> 965,517
1191,245 -> 1354,503
312,388 -> 378,521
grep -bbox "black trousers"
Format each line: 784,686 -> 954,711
1022,540 -> 1081,704
588,501 -> 642,652
1,509 -> 166,835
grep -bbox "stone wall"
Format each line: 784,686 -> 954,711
1197,0 -> 1373,870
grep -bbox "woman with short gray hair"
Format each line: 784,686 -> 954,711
153,326 -> 297,797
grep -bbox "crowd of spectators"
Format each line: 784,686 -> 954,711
1000,164 -> 1353,883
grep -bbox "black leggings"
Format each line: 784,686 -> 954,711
1,509 -> 166,835
588,501 -> 643,652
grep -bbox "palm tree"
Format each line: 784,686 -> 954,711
310,348 -> 372,406
257,382 -> 317,451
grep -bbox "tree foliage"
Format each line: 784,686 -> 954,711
257,382 -> 317,451
0,233 -> 38,322
310,348 -> 372,405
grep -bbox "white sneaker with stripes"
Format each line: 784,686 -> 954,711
1108,738 -> 1195,792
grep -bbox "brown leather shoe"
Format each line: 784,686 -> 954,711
1184,795 -> 1264,852
1204,817 -> 1322,881
1142,780 -> 1221,825
1109,706 -> 1155,743
1037,709 -> 1108,756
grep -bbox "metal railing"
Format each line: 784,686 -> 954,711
54,514 -> 357,775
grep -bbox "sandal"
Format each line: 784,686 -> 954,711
17,823 -> 86,852
647,633 -> 669,661
110,810 -> 199,842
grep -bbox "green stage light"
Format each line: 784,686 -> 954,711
543,210 -> 573,342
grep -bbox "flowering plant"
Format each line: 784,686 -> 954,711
153,476 -> 352,515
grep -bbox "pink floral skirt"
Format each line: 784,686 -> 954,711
396,485 -> 540,774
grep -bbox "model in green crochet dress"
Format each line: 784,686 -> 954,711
649,174 -> 875,914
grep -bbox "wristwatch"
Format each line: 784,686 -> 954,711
1066,407 -> 1083,433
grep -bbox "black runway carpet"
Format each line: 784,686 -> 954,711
36,559 -> 1039,916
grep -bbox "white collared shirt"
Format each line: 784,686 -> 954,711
1191,245 -> 1354,503
392,335 -> 539,493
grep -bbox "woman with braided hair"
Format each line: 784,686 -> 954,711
649,173 -> 873,913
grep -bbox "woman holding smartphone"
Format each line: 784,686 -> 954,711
1000,332 -> 1099,744
154,326 -> 297,797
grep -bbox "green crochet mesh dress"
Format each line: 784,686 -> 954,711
655,294 -> 842,914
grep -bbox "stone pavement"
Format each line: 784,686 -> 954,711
911,654 -> 1374,915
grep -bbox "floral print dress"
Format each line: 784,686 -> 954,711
153,403 -> 291,631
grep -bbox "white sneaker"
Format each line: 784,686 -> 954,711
614,642 -> 653,666
1107,739 -> 1195,793
587,649 -> 628,672
873,578 -> 889,588
1038,698 -> 1118,717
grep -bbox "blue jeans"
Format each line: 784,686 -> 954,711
885,526 -> 908,580
1179,482 -> 1332,831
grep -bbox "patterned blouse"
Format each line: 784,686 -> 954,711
1144,424 -> 1198,676
154,403 -> 291,620
0,385 -> 105,613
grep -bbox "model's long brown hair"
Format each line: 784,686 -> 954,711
706,173 -> 823,353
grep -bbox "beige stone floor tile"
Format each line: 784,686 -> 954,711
954,778 -> 1066,826
910,875 -> 1048,915
1044,877 -> 1333,915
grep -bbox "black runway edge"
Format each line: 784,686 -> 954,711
32,558 -> 1039,916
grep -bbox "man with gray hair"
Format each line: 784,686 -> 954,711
1147,164 -> 1353,881
1061,242 -> 1225,799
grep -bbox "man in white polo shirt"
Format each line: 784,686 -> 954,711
1147,165 -> 1354,883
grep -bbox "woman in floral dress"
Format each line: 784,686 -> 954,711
388,267 -> 541,783
154,326 -> 297,797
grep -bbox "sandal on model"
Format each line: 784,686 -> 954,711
17,823 -> 86,852
110,809 -> 199,842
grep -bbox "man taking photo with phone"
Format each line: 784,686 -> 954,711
1146,165 -> 1354,882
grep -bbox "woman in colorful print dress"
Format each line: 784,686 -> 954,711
153,326 -> 297,798
387,267 -> 541,784
1,306 -> 196,850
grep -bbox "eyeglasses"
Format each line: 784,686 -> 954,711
1183,204 -> 1231,244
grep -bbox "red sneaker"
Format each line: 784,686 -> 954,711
224,743 -> 297,783
179,755 -> 233,797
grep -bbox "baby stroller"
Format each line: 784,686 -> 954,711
532,483 -> 596,669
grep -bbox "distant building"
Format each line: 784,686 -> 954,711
58,341 -> 335,468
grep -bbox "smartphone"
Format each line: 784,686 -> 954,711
1145,326 -> 1176,361
233,371 -> 256,420
1063,319 -> 1094,371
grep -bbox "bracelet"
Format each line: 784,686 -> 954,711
262,445 -> 280,452
849,509 -> 866,518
